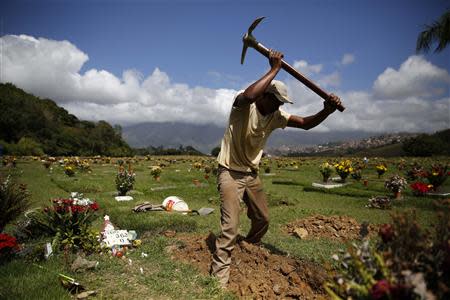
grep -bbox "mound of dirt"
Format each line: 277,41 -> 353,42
285,214 -> 378,241
168,234 -> 329,299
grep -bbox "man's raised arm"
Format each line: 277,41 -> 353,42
287,94 -> 342,130
233,50 -> 283,107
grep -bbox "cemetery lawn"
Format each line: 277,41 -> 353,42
0,156 -> 448,299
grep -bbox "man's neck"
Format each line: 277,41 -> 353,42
255,100 -> 270,116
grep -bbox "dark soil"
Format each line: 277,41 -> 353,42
168,233 -> 329,299
285,214 -> 378,241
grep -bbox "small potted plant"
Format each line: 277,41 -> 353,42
422,164 -> 449,192
351,168 -> 362,181
150,166 -> 162,181
319,162 -> 333,182
376,164 -> 387,178
204,165 -> 211,180
115,165 -> 135,196
334,160 -> 353,182
64,165 -> 75,177
384,175 -> 407,199
410,182 -> 432,196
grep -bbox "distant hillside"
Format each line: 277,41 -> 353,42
122,122 -> 379,154
0,83 -> 132,156
123,122 -> 224,154
401,129 -> 450,156
282,130 -> 450,157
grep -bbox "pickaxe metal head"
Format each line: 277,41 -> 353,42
241,16 -> 265,65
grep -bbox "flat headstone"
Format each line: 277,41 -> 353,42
115,196 -> 134,201
128,190 -> 144,195
104,230 -> 131,247
312,182 -> 351,189
150,185 -> 177,191
426,192 -> 450,197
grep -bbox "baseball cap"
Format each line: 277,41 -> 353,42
266,80 -> 293,104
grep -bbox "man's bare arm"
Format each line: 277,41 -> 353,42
287,94 -> 342,129
234,50 -> 283,107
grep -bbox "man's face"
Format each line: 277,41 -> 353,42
264,92 -> 284,112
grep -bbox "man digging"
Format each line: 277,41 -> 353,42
210,49 -> 342,287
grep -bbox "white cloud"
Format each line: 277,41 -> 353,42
284,78 -> 449,133
1,34 -> 235,126
373,55 -> 450,100
340,53 -> 355,65
293,60 -> 323,76
318,71 -> 341,88
1,34 -> 449,134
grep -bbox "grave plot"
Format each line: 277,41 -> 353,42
284,214 -> 379,241
168,234 -> 329,299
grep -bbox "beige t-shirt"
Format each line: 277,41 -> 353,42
217,92 -> 291,172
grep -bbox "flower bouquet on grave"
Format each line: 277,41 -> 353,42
319,162 -> 334,182
0,233 -> 20,262
334,160 -> 353,182
115,165 -> 135,196
376,164 -> 387,178
410,182 -> 432,196
422,164 -> 449,192
204,165 -> 212,180
150,166 -> 162,181
384,175 -> 407,199
64,165 -> 75,177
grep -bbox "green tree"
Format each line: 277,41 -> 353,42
0,83 -> 133,156
211,146 -> 221,157
402,132 -> 445,156
417,10 -> 450,53
15,137 -> 44,156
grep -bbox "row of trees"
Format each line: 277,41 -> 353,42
134,145 -> 204,156
402,129 -> 450,157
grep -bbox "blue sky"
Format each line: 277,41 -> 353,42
1,0 -> 449,133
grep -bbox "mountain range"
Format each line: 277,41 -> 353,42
122,122 -> 380,154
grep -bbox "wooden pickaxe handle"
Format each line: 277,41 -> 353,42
250,41 -> 345,112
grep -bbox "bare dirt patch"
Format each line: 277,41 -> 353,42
285,214 -> 378,241
168,234 -> 329,299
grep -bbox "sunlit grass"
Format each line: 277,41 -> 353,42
0,155 -> 448,299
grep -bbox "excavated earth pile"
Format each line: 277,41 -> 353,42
168,234 -> 329,299
284,214 -> 378,241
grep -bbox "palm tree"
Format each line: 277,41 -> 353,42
416,10 -> 450,53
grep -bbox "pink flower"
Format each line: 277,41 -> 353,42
370,280 -> 391,299
89,202 -> 100,211
379,224 -> 395,243
0,233 -> 18,252
410,182 -> 431,195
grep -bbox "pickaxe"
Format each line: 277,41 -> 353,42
241,17 -> 345,112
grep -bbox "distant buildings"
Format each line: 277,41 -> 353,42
267,133 -> 418,156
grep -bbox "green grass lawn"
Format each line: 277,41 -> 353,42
0,156 -> 448,299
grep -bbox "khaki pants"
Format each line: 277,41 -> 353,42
210,166 -> 269,286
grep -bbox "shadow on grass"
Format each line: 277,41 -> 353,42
108,210 -> 198,234
50,177 -> 103,193
303,186 -> 379,198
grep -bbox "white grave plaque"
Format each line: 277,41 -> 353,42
104,230 -> 131,247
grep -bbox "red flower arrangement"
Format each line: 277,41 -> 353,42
0,233 -> 19,259
379,223 -> 395,243
370,279 -> 391,300
50,198 -> 100,214
422,164 -> 449,191
410,182 -> 432,196
30,196 -> 101,252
